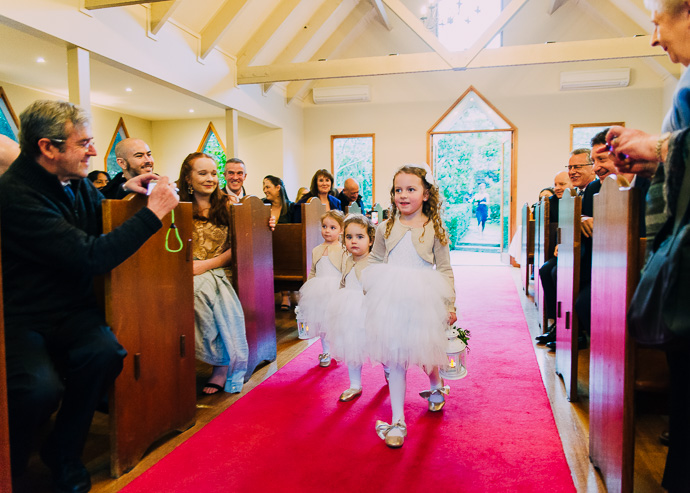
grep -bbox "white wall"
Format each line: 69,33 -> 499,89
0,79 -> 153,173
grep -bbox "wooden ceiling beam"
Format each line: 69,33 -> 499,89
239,36 -> 665,84
286,2 -> 375,103
458,0 -> 530,68
381,0 -> 458,67
547,0 -> 569,15
235,0 -> 303,67
199,0 -> 250,60
149,0 -> 184,36
368,0 -> 392,30
85,0 -> 169,9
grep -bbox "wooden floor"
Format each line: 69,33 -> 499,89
13,269 -> 669,492
511,268 -> 668,493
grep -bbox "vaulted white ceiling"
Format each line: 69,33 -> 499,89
0,0 -> 677,121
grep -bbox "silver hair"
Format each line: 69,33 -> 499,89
644,0 -> 688,14
18,100 -> 90,158
571,147 -> 592,164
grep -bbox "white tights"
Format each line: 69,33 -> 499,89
348,364 -> 362,390
320,334 -> 330,355
386,364 -> 445,436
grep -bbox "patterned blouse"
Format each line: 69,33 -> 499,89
192,218 -> 232,277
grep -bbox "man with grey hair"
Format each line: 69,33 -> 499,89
0,100 -> 179,492
223,157 -> 247,202
0,134 -> 20,175
101,137 -> 155,199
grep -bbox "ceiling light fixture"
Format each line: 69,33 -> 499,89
189,109 -> 195,113
125,87 -> 132,92
36,57 -> 45,63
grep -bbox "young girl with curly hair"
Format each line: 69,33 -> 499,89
363,165 -> 456,448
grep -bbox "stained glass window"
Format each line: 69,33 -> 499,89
105,118 -> 129,178
0,87 -> 19,142
198,122 -> 227,188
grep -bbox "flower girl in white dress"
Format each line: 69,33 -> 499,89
326,214 -> 376,401
297,210 -> 345,367
363,165 -> 456,448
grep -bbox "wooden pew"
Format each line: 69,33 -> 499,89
533,197 -> 550,330
272,198 -> 325,292
229,196 -> 277,379
0,220 -> 11,493
520,203 -> 535,296
555,189 -> 581,402
348,203 -> 362,215
589,178 -> 669,493
102,196 -> 196,477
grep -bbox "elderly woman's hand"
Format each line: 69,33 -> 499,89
605,126 -> 661,178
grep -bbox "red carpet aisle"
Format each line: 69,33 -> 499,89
122,266 -> 575,493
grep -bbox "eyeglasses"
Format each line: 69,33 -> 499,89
565,164 -> 592,171
50,138 -> 96,149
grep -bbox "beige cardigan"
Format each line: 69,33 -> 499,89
339,254 -> 369,288
369,218 -> 455,311
308,243 -> 346,280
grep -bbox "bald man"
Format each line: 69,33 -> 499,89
0,134 -> 20,176
101,138 -> 155,199
336,177 -> 364,209
552,171 -> 571,199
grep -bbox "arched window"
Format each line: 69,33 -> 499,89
0,87 -> 19,142
428,86 -> 516,260
105,118 -> 129,178
198,122 -> 227,187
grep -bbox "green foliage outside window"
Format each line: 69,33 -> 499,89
333,136 -> 373,210
0,98 -> 18,142
202,131 -> 227,188
434,131 -> 505,248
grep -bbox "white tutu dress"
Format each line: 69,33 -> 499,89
363,230 -> 453,368
298,252 -> 342,337
326,265 -> 368,366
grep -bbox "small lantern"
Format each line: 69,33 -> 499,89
295,307 -> 316,340
440,327 -> 468,380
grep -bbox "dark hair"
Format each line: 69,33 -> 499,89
87,170 -> 109,183
177,152 -> 230,227
309,169 -> 335,197
264,175 -> 291,218
591,128 -> 610,148
539,187 -> 555,198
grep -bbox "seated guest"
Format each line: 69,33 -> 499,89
263,175 -> 295,311
537,150 -> 594,347
87,170 -> 110,190
337,177 -> 364,209
223,157 -> 247,202
574,129 -> 649,342
101,137 -> 155,199
0,100 -> 178,492
263,175 -> 294,224
295,186 -> 309,203
0,134 -> 20,176
538,187 -> 555,200
292,169 -> 343,222
178,152 -> 248,395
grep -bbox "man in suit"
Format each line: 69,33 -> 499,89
223,158 -> 247,202
537,149 -> 595,346
574,129 -> 650,340
101,138 -> 155,199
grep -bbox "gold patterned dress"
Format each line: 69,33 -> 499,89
192,218 -> 248,393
